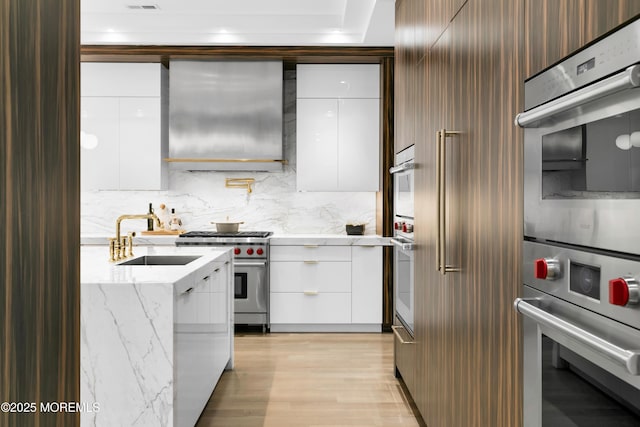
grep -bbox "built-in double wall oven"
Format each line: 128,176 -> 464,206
390,145 -> 415,336
515,16 -> 640,426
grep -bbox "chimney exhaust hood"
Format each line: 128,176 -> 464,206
167,60 -> 284,171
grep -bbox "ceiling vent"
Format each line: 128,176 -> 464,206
126,4 -> 159,10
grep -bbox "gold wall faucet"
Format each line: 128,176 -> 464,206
110,214 -> 160,261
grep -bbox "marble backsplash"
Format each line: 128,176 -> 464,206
81,69 -> 377,236
81,169 -> 377,235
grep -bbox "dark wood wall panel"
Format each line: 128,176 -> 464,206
379,58 -> 395,328
525,0 -> 640,78
81,45 -> 394,64
0,0 -> 80,426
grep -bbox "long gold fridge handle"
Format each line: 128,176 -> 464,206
436,129 -> 462,276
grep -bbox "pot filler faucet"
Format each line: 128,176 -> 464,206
109,213 -> 161,262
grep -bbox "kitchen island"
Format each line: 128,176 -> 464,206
80,246 -> 233,427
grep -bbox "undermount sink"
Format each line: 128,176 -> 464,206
117,255 -> 201,266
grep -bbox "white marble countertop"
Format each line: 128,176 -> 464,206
269,234 -> 391,246
81,233 -> 391,246
81,245 -> 232,285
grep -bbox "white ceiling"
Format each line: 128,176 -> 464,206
81,0 -> 395,46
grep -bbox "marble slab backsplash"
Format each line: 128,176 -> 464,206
81,169 -> 377,235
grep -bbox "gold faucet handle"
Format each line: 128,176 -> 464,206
108,238 -> 118,262
127,232 -> 135,257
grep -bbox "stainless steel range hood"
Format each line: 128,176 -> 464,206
168,60 -> 284,171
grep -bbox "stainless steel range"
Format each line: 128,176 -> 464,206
176,231 -> 272,330
515,16 -> 640,427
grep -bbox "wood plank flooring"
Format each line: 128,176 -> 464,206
196,333 -> 422,427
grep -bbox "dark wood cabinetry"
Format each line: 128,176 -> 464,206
409,0 -> 525,425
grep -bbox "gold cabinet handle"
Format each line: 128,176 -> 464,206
303,260 -> 319,264
303,245 -> 319,248
436,129 -> 462,276
303,290 -> 319,296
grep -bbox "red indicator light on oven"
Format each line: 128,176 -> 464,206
402,223 -> 407,232
534,259 -> 548,279
246,248 -> 254,255
609,278 -> 630,306
256,248 -> 264,255
394,222 -> 399,230
234,248 -> 241,255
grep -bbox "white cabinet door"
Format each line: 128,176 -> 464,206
81,63 -> 167,191
351,246 -> 382,324
338,99 -> 380,191
80,97 -> 119,190
297,64 -> 380,99
119,97 -> 163,190
296,99 -> 339,191
81,63 -> 161,97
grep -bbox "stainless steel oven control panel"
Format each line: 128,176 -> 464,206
524,240 -> 640,330
525,17 -> 640,110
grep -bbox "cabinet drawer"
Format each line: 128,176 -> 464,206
270,245 -> 350,262
270,293 -> 351,324
270,261 -> 351,293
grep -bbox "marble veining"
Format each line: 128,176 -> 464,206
81,70 -> 377,236
80,247 -> 233,426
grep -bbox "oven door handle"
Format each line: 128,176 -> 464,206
391,238 -> 414,251
389,162 -> 415,174
234,261 -> 267,267
515,64 -> 640,128
514,298 -> 640,375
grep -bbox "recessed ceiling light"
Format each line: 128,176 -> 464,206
331,28 -> 342,34
106,28 -> 115,33
219,28 -> 228,34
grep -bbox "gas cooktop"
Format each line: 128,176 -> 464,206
178,231 -> 273,238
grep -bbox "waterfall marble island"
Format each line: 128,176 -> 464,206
80,246 -> 234,427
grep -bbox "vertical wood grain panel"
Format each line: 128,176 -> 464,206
409,0 -> 524,425
525,0 -> 640,78
0,0 -> 80,426
380,58 -> 395,328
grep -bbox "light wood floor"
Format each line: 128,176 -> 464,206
196,332 -> 422,427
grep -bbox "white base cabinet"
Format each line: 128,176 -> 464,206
269,245 -> 382,332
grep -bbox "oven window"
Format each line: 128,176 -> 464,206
541,108 -> 640,199
542,335 -> 640,426
234,272 -> 248,299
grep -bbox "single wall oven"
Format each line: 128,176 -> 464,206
515,16 -> 640,426
176,231 -> 271,331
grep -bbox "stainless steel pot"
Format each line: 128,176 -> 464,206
211,221 -> 243,232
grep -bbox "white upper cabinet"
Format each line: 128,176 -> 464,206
296,64 -> 380,192
81,63 -> 167,191
296,99 -> 339,191
81,63 -> 162,97
297,64 -> 380,99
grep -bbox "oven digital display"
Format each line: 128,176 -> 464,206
569,261 -> 600,300
577,57 -> 595,75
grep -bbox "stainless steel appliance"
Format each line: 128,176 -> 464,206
515,16 -> 640,427
391,145 -> 415,335
391,145 -> 416,389
176,231 -> 272,330
168,60 -> 284,171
